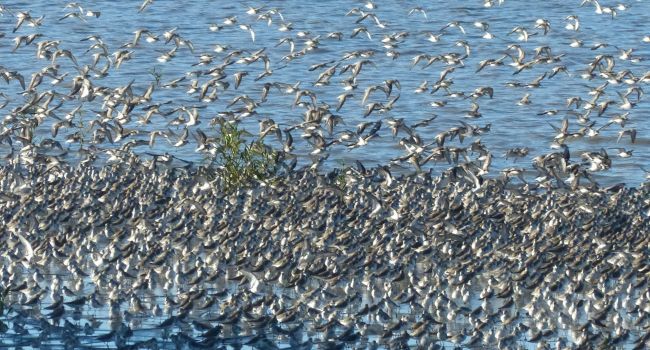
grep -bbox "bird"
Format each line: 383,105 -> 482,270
139,0 -> 154,12
239,24 -> 256,42
617,129 -> 637,144
408,7 -> 428,20
465,102 -> 482,118
517,93 -> 531,105
336,93 -> 353,111
609,148 -> 633,158
565,15 -> 580,31
0,4 -> 648,350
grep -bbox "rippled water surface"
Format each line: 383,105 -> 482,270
0,0 -> 649,185
1,0 -> 650,349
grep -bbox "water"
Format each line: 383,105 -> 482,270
1,0 -> 650,349
0,0 -> 648,185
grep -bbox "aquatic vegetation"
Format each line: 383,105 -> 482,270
209,120 -> 277,191
334,169 -> 347,190
0,0 -> 650,347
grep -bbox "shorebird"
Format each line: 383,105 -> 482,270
517,93 -> 531,105
565,15 -> 580,31
609,148 -> 633,158
139,0 -> 154,12
464,102 -> 482,118
408,7 -> 428,20
0,3 -> 648,349
617,128 -> 637,144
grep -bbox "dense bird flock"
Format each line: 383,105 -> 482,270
0,0 -> 649,349
1,161 -> 650,349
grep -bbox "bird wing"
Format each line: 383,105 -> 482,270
15,231 -> 34,262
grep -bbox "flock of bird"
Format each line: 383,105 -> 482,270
0,159 -> 649,349
0,0 -> 647,185
0,0 -> 649,349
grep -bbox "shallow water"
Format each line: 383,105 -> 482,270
1,0 -> 650,349
0,0 -> 648,186
2,250 -> 647,350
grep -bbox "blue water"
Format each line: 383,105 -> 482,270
2,1 -> 650,348
0,0 -> 648,187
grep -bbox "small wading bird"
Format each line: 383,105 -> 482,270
0,2 -> 648,348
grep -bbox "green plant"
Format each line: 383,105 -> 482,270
211,120 -> 277,191
334,169 -> 347,190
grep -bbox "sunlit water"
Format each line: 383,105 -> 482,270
0,0 -> 648,185
1,0 -> 650,348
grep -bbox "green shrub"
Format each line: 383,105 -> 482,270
210,120 -> 277,191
